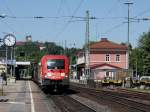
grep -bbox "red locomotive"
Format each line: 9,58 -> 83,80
33,55 -> 69,91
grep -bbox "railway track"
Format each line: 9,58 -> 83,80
48,94 -> 97,112
102,91 -> 150,112
34,83 -> 97,112
115,88 -> 150,100
71,85 -> 150,112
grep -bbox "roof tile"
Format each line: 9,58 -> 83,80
90,38 -> 127,50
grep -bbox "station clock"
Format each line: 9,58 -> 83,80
3,34 -> 16,47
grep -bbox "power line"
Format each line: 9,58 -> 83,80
134,7 -> 150,18
56,0 -> 64,15
0,14 -> 125,20
3,15 -> 69,19
0,19 -> 24,37
2,0 -> 15,17
0,19 -> 16,33
102,22 -> 126,35
105,0 -> 122,16
63,0 -> 71,16
1,0 -> 26,38
55,0 -> 84,39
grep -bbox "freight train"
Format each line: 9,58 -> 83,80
33,55 -> 69,92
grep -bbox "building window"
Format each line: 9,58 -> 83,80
105,54 -> 110,62
116,54 -> 120,62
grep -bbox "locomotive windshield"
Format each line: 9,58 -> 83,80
47,59 -> 65,69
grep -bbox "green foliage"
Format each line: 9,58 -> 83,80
65,48 -> 80,65
129,31 -> 150,76
15,42 -> 40,61
82,40 -> 97,49
138,32 -> 150,51
136,31 -> 150,76
44,42 -> 64,55
15,41 -> 80,65
129,48 -> 143,75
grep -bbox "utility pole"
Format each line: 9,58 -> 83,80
10,47 -> 13,77
13,46 -> 16,81
85,10 -> 90,79
124,2 -> 133,70
67,11 -> 96,80
64,40 -> 67,55
5,46 -> 7,85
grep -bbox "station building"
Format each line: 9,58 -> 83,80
74,38 -> 129,81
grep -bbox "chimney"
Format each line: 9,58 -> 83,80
101,38 -> 108,42
26,35 -> 32,42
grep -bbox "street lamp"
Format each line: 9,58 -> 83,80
3,33 -> 16,77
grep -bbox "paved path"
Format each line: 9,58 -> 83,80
0,80 -> 52,112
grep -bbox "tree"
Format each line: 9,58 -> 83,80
138,31 -> 150,76
44,42 -> 64,55
65,47 -> 80,65
15,41 -> 40,61
129,48 -> 143,76
82,40 -> 97,49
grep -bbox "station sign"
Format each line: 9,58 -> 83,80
0,59 -> 16,65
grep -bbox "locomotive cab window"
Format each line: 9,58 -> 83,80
47,59 -> 65,69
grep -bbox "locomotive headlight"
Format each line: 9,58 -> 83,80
47,73 -> 52,76
45,73 -> 52,78
61,73 -> 65,76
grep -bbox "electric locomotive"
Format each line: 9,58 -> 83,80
33,55 -> 69,91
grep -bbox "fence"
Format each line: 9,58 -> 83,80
87,69 -> 133,88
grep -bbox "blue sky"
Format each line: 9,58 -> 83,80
0,0 -> 150,48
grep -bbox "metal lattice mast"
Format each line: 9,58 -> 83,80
124,2 -> 133,70
85,10 -> 90,79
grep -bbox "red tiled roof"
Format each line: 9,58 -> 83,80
16,41 -> 45,47
90,38 -> 127,50
16,41 -> 25,46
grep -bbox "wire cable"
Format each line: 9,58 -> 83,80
134,7 -> 150,18
102,22 -> 126,35
55,0 -> 84,39
105,0 -> 122,16
57,0 -> 64,15
1,0 -> 26,38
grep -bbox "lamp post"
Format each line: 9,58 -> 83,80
3,33 -> 16,78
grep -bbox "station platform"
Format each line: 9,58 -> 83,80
0,80 -> 51,112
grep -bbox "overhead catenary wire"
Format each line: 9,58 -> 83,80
105,0 -> 122,16
134,7 -> 150,19
0,19 -> 16,34
0,14 -> 125,20
0,0 -> 26,38
56,0 -> 64,15
95,0 -> 126,38
2,1 -> 149,38
102,22 -> 126,35
63,0 -> 71,16
2,0 -> 15,17
54,0 -> 84,39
